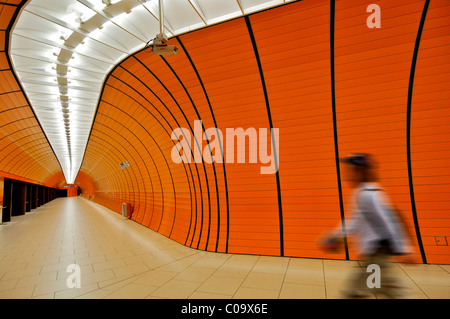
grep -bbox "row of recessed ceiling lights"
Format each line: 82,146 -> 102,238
50,0 -> 126,183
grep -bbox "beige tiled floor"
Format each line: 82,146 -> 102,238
0,197 -> 449,299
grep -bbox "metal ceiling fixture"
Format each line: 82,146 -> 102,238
146,0 -> 178,55
9,0 -> 292,184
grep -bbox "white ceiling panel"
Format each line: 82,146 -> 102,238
195,0 -> 242,21
10,0 -> 289,184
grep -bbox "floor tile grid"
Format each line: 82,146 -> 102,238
1,198 -> 449,299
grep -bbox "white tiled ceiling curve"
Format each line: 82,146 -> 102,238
10,0 -> 293,184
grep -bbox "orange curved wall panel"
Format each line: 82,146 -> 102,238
334,0 -> 428,262
248,1 -> 343,260
74,171 -> 96,199
410,0 -> 450,264
1,1 -> 63,188
78,0 -> 449,264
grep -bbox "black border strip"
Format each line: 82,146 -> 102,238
245,16 -> 284,257
330,0 -> 349,260
175,36 -> 231,253
407,0 -> 430,265
94,111 -> 156,224
3,0 -> 65,182
160,56 -> 218,251
131,56 -> 209,250
0,2 -> 20,6
93,119 -> 153,222
100,77 -> 184,235
108,63 -> 199,248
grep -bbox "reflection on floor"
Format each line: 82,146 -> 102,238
0,197 -> 449,299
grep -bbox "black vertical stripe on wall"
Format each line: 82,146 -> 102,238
94,114 -> 156,225
330,0 -> 349,261
245,16 -> 284,257
105,70 -> 198,245
132,56 -> 211,251
102,81 -> 167,230
407,0 -> 430,265
176,36 -> 231,253
107,67 -> 198,246
161,56 -> 221,252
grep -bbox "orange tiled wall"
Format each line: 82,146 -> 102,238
67,186 -> 78,197
410,0 -> 450,264
1,0 -> 64,188
75,171 -> 96,199
75,0 -> 449,264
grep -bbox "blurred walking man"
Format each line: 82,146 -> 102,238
326,153 -> 411,298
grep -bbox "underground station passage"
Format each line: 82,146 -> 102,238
1,177 -> 56,223
0,0 -> 449,301
0,176 -> 77,223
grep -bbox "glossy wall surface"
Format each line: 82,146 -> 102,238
78,0 -> 450,264
0,0 -> 63,187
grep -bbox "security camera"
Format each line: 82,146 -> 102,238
151,45 -> 178,55
147,33 -> 178,56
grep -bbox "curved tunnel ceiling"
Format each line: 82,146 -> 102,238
79,0 -> 450,264
0,1 -> 62,187
10,0 -> 294,184
3,0 -> 450,264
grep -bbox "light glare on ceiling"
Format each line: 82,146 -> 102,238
10,0 -> 289,184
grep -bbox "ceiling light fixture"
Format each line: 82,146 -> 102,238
146,0 -> 178,55
11,0 -> 288,186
